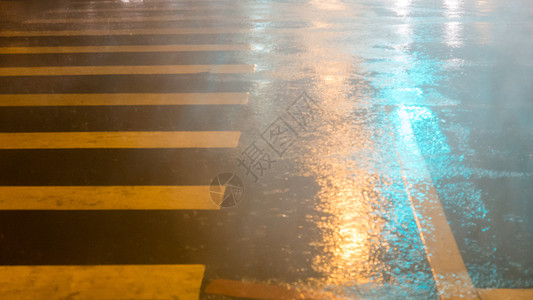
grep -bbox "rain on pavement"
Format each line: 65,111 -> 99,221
0,0 -> 532,299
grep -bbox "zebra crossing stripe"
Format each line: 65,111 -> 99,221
0,265 -> 205,300
0,93 -> 248,106
0,131 -> 241,149
0,65 -> 255,76
0,45 -> 250,54
0,186 -> 223,210
25,15 -> 263,23
0,28 -> 247,37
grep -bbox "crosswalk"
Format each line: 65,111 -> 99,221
0,45 -> 251,53
0,0 -> 251,298
23,15 -> 266,23
0,186 -> 222,210
0,265 -> 205,299
0,65 -> 254,76
0,131 -> 241,148
0,28 -> 248,37
0,92 -> 249,106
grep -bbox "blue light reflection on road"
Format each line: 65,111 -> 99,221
363,0 -> 533,289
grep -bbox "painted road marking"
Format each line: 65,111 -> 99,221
0,265 -> 204,300
0,93 -> 249,106
54,0 -> 230,4
47,0 -> 259,8
0,65 -> 255,76
45,7 -> 266,15
0,131 -> 241,149
389,106 -> 478,299
0,186 -> 222,210
477,289 -> 533,300
0,45 -> 250,54
25,15 -> 265,23
0,28 -> 247,37
205,279 -> 338,299
48,7 -> 209,13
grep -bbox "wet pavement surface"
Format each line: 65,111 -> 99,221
0,0 -> 532,299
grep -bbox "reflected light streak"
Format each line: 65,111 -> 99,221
288,4 -> 387,289
312,21 -> 333,29
445,21 -> 464,48
310,153 -> 388,287
397,23 -> 413,43
296,49 -> 388,294
443,0 -> 464,18
476,0 -> 493,14
443,0 -> 464,49
309,0 -> 346,11
310,59 -> 382,287
270,0 -> 429,294
394,0 -> 412,17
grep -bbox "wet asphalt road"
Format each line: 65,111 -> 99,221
0,0 -> 532,299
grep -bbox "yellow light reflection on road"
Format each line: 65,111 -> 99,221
309,0 -> 346,11
284,1 -> 388,290
312,171 -> 388,287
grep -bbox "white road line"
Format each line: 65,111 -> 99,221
389,106 -> 479,299
477,288 -> 533,300
205,279 -> 340,299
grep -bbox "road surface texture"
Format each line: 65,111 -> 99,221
0,0 -> 532,299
